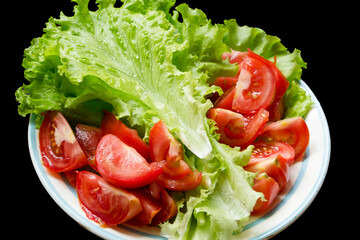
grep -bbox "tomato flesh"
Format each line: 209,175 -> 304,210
156,170 -> 202,192
149,120 -> 192,179
245,155 -> 289,190
96,134 -> 164,189
148,182 -> 177,225
249,141 -> 295,166
39,111 -> 88,172
126,187 -> 162,226
75,124 -> 101,170
207,108 -> 269,148
259,117 -> 310,161
101,111 -> 150,160
76,171 -> 142,226
251,173 -> 280,215
232,52 -> 276,114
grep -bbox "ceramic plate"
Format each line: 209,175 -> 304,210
28,80 -> 330,240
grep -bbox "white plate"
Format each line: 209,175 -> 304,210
28,80 -> 330,240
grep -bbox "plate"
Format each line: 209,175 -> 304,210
28,80 -> 330,240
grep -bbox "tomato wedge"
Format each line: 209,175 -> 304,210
268,97 -> 285,122
207,108 -> 269,148
96,134 -> 164,189
156,170 -> 202,192
75,124 -> 101,170
126,187 -> 162,227
251,173 -> 280,215
258,117 -> 310,161
149,120 -> 192,179
232,50 -> 276,114
245,155 -> 289,190
148,182 -> 177,225
100,111 -> 150,160
39,111 -> 88,172
248,141 -> 295,166
76,171 -> 142,226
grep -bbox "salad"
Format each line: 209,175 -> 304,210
15,0 -> 314,239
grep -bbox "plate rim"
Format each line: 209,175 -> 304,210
27,80 -> 331,240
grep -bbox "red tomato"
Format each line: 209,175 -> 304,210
95,134 -> 164,189
245,155 -> 289,190
149,120 -> 191,179
39,111 -> 88,172
268,97 -> 285,122
259,117 -> 310,161
148,182 -> 177,225
232,51 -> 276,114
207,108 -> 269,148
76,171 -> 142,226
271,56 -> 289,99
212,76 -> 238,93
75,124 -> 101,170
251,173 -> 280,215
100,111 -> 150,160
249,141 -> 295,166
126,187 -> 162,227
213,87 -> 235,110
210,77 -> 238,103
156,170 -> 202,192
222,49 -> 248,65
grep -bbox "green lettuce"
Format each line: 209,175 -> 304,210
15,0 -> 312,239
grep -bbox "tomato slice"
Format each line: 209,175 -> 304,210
251,173 -> 280,215
271,56 -> 289,99
249,141 -> 295,166
222,49 -> 248,65
258,117 -> 310,161
245,155 -> 289,190
149,120 -> 192,179
232,51 -> 276,114
148,182 -> 177,225
75,124 -> 101,170
76,171 -> 142,226
207,108 -> 269,148
156,170 -> 202,192
213,87 -> 235,110
100,111 -> 150,160
268,97 -> 285,122
212,76 -> 238,93
39,111 -> 88,172
126,187 -> 162,227
96,134 -> 164,189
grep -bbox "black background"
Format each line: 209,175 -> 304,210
5,0 -> 351,239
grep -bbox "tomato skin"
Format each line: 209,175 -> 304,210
100,111 -> 150,160
39,111 -> 88,172
245,156 -> 289,190
268,97 -> 285,122
149,120 -> 192,179
76,171 -> 142,226
207,108 -> 269,148
232,51 -> 276,114
222,49 -> 248,65
148,182 -> 177,225
212,76 -> 238,93
213,87 -> 235,110
95,134 -> 164,189
249,141 -> 295,166
156,170 -> 202,192
251,173 -> 280,215
259,117 -> 310,161
75,124 -> 101,170
126,187 -> 162,227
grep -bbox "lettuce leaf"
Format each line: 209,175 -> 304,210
16,0 -> 214,158
16,0 -> 312,239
